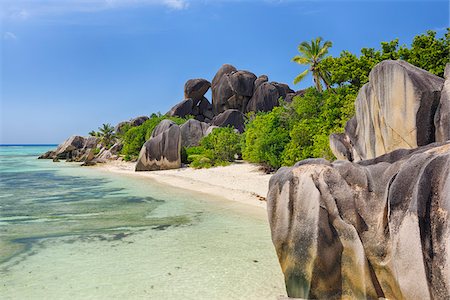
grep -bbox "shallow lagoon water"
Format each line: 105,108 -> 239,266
0,146 -> 285,299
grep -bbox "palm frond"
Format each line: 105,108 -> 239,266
293,69 -> 309,84
317,40 -> 332,58
291,55 -> 310,65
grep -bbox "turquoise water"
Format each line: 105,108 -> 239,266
0,145 -> 285,299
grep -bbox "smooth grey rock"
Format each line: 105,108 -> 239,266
271,82 -> 294,99
330,60 -> 445,161
184,78 -> 211,104
246,82 -> 280,113
228,70 -> 257,97
180,119 -> 210,148
205,125 -> 219,136
115,121 -> 131,134
151,119 -> 177,138
211,109 -> 245,133
167,98 -> 194,118
435,63 -> 450,142
267,141 -> 450,299
39,135 -> 99,162
284,90 -> 306,103
130,116 -> 149,127
135,124 -> 181,171
254,75 -> 268,91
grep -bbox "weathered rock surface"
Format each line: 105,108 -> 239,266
211,109 -> 245,133
435,63 -> 450,142
135,121 -> 181,171
151,119 -> 177,138
115,121 -> 131,135
330,60 -> 445,161
130,116 -> 149,127
267,142 -> 450,300
115,116 -> 149,134
167,98 -> 194,118
184,79 -> 211,104
180,119 -> 210,148
39,136 -> 99,162
211,64 -> 258,114
246,82 -> 280,112
285,90 -> 306,103
254,75 -> 268,91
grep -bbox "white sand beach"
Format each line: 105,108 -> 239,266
94,161 -> 272,210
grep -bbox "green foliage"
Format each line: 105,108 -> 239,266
98,123 -> 116,149
322,29 -> 449,90
93,148 -> 101,155
200,127 -> 241,162
292,37 -> 333,91
281,88 -> 356,165
241,106 -> 292,169
184,127 -> 241,168
242,87 -> 356,169
120,115 -> 187,159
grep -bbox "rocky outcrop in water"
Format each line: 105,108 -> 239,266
330,60 -> 446,161
135,120 -> 181,171
39,135 -> 99,162
268,142 -> 450,300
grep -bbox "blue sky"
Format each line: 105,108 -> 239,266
1,0 -> 448,144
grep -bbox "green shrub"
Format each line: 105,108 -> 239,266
184,127 -> 241,168
120,115 -> 187,158
241,105 -> 292,169
200,127 -> 241,162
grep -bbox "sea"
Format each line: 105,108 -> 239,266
0,145 -> 285,299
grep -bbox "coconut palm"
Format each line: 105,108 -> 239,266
88,130 -> 99,137
98,123 -> 116,149
292,37 -> 332,92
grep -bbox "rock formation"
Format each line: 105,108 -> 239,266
435,64 -> 450,142
268,60 -> 450,300
184,78 -> 211,105
330,60 -> 445,161
115,116 -> 149,134
39,135 -> 99,162
135,120 -> 181,171
211,109 -> 246,133
180,119 -> 210,148
267,142 -> 450,300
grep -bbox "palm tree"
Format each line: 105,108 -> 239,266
88,130 -> 99,137
98,123 -> 116,149
292,37 -> 332,92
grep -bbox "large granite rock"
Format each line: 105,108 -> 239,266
167,98 -> 194,118
267,142 -> 450,300
115,116 -> 149,134
130,116 -> 149,127
211,109 -> 245,133
211,64 -> 257,114
39,135 -> 99,161
135,121 -> 181,171
330,60 -> 445,161
435,64 -> 450,142
180,119 -> 210,148
246,82 -> 281,113
184,79 -> 211,104
115,121 -> 131,135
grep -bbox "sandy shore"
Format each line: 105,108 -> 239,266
94,161 -> 272,209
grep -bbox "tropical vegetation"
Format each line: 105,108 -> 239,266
292,37 -> 333,91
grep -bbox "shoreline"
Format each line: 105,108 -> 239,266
92,160 -> 272,210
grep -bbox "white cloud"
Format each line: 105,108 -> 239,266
163,0 -> 189,10
0,0 -> 190,20
3,32 -> 18,40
